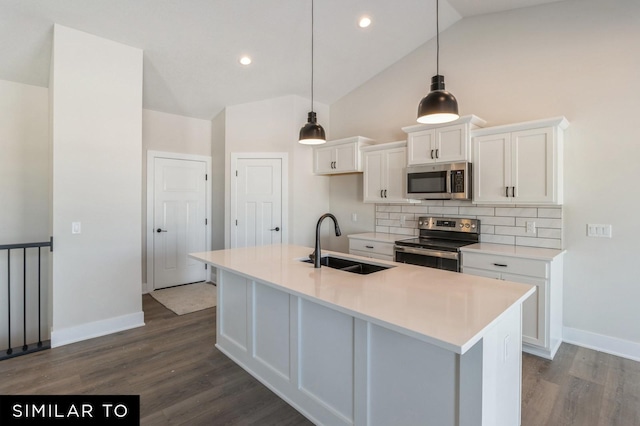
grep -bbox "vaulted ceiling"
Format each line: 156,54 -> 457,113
0,0 -> 564,119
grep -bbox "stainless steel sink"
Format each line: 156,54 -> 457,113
300,255 -> 393,275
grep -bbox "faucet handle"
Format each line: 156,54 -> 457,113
308,252 -> 315,262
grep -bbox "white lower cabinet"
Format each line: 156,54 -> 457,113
349,238 -> 395,261
217,268 -> 524,426
461,250 -> 564,360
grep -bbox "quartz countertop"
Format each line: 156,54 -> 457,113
347,232 -> 414,243
190,244 -> 534,354
460,243 -> 565,261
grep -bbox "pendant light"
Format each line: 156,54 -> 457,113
417,0 -> 459,124
299,0 -> 326,145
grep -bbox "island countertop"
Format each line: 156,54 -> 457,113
190,244 -> 534,354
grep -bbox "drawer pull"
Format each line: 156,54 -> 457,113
365,245 -> 374,249
493,263 -> 508,267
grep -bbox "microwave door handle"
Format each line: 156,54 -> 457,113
446,172 -> 452,194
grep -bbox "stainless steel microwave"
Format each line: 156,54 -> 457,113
404,162 -> 472,200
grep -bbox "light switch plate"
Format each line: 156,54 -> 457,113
587,224 -> 612,238
72,222 -> 81,234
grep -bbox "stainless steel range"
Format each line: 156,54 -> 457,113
394,216 -> 480,272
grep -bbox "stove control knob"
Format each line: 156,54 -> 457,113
471,224 -> 476,229
459,223 -> 464,228
419,221 -> 423,226
464,223 -> 470,228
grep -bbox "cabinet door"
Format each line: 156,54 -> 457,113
314,146 -> 335,174
511,127 -> 555,203
384,147 -> 409,202
407,129 -> 436,165
473,133 -> 512,204
334,143 -> 358,173
363,150 -> 385,203
435,124 -> 467,163
502,273 -> 547,348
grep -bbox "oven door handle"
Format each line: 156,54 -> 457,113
394,245 -> 459,260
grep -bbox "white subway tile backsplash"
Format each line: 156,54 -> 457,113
377,219 -> 401,227
388,227 -> 417,236
377,205 -> 402,213
402,206 -> 430,214
537,208 -> 563,218
480,234 -> 516,245
537,228 -> 562,239
481,225 -> 495,234
495,226 -> 529,237
429,206 -> 460,215
374,201 -> 564,250
495,207 -> 538,217
515,217 -> 562,228
476,216 -> 516,226
516,236 -> 562,249
459,207 -> 495,216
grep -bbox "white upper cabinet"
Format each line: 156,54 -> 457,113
313,136 -> 374,174
472,117 -> 568,205
362,141 -> 417,203
402,115 -> 486,165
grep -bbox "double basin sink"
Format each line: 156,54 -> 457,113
300,255 -> 393,275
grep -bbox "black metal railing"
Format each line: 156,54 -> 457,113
1,238 -> 52,360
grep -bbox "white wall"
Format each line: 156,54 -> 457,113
211,109 -> 226,251
222,95 -> 331,249
141,109 -> 212,285
50,25 -> 143,346
0,80 -> 49,244
329,0 -> 640,353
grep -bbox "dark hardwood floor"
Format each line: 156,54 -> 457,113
1,295 -> 638,425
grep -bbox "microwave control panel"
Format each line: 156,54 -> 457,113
451,170 -> 465,193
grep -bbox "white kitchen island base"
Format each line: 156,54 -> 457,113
216,269 -> 523,426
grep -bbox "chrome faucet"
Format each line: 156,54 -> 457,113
310,213 -> 342,268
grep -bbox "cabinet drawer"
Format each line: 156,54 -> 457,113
349,250 -> 394,262
349,239 -> 395,256
461,252 -> 548,278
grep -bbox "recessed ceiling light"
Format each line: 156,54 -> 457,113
358,16 -> 372,28
239,56 -> 252,66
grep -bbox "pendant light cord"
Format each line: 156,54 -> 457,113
311,0 -> 315,111
436,0 -> 440,76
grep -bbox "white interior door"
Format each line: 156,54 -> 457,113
232,157 -> 283,248
153,158 -> 207,289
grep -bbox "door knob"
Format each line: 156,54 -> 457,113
270,227 -> 280,232
156,228 -> 168,233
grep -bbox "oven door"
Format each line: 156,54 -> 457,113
394,245 -> 460,272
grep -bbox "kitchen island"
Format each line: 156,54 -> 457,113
190,245 -> 535,426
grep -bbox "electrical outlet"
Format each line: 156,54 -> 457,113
351,213 -> 357,222
400,215 -> 406,226
587,224 -> 612,238
525,221 -> 536,234
72,222 -> 81,234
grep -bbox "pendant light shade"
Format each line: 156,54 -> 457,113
299,0 -> 326,145
417,75 -> 459,124
417,0 -> 459,125
299,111 -> 326,144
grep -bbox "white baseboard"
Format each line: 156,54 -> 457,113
51,311 -> 145,348
142,282 -> 149,294
563,326 -> 640,362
